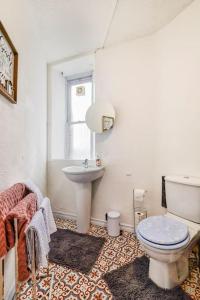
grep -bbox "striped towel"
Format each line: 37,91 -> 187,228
26,210 -> 50,269
40,197 -> 57,241
5,193 -> 37,282
0,183 -> 27,258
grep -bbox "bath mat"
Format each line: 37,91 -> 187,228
49,228 -> 105,274
103,256 -> 191,300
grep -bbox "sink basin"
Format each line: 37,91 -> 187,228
62,165 -> 104,183
62,165 -> 105,233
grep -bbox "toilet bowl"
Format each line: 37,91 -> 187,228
136,212 -> 200,289
135,175 -> 200,289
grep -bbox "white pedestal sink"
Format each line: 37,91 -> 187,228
62,165 -> 105,233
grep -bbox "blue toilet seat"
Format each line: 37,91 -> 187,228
136,215 -> 190,250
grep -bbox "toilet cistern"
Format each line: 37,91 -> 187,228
62,164 -> 105,233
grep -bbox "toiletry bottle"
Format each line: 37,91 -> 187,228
96,154 -> 101,167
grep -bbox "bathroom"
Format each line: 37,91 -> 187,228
0,0 -> 200,299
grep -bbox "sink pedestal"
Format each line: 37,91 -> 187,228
75,182 -> 92,233
62,165 -> 105,234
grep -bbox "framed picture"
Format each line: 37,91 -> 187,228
0,21 -> 18,103
102,116 -> 114,132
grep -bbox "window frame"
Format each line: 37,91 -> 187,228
65,73 -> 94,160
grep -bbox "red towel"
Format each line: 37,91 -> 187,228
5,193 -> 37,282
0,183 -> 27,258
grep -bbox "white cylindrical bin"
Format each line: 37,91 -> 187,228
106,211 -> 120,237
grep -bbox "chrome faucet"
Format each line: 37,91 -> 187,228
82,158 -> 88,168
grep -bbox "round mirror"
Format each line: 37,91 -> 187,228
86,102 -> 115,133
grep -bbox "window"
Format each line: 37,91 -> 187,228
66,75 -> 94,160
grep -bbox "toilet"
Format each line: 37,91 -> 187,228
136,175 -> 200,289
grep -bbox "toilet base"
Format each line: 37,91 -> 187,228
149,255 -> 189,289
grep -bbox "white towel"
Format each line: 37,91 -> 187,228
23,179 -> 43,208
40,197 -> 57,240
26,210 -> 49,268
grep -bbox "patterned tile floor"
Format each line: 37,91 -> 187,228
18,219 -> 200,300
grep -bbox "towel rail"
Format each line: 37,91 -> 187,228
14,218 -> 19,299
0,258 -> 4,300
1,218 -> 53,299
14,220 -> 53,300
31,230 -> 37,300
0,218 -> 19,300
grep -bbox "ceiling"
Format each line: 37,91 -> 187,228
105,0 -> 194,46
31,0 -> 194,63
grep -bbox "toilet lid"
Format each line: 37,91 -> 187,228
137,216 -> 189,245
136,230 -> 190,250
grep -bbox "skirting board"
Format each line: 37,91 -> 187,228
53,210 -> 134,232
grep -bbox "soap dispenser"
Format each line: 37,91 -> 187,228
96,154 -> 101,167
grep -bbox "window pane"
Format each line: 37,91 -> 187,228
69,123 -> 91,159
70,81 -> 92,122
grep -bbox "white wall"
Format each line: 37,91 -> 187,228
93,37 -> 157,224
0,0 -> 47,298
48,36 -> 157,226
152,0 -> 200,214
48,0 -> 200,228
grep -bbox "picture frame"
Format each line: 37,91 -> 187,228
0,21 -> 18,104
102,116 -> 114,132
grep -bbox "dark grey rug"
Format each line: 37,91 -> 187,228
103,256 -> 191,300
49,228 -> 105,274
